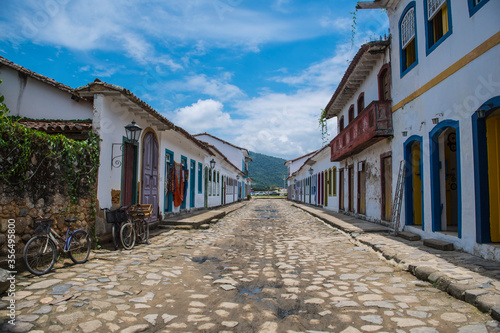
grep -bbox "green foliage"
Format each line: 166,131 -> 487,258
319,108 -> 329,145
248,151 -> 287,190
0,83 -> 100,206
350,7 -> 358,46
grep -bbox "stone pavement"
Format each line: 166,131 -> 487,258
159,202 -> 246,229
1,199 -> 499,332
293,202 -> 500,321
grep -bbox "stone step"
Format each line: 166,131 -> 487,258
423,238 -> 454,251
398,231 -> 421,241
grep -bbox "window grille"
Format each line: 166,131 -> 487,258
401,7 -> 415,49
428,0 -> 446,19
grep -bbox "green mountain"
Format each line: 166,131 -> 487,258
248,151 -> 288,190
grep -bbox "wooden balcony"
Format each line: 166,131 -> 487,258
330,100 -> 392,162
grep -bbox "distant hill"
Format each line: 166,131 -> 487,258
248,151 -> 287,190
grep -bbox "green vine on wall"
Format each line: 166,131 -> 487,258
318,108 -> 329,146
0,79 -> 100,207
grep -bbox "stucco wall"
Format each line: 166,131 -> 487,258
387,0 -> 500,259
0,66 -> 92,120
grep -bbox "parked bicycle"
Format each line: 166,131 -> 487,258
101,206 -> 130,250
120,204 -> 151,250
23,211 -> 91,275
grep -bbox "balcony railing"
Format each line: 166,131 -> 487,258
330,100 -> 392,161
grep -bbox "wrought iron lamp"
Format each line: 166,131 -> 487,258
210,159 -> 216,169
111,120 -> 142,169
308,167 -> 314,175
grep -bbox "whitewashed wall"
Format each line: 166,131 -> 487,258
386,0 -> 500,259
195,134 -> 246,172
0,66 -> 92,119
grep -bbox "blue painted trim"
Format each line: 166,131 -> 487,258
190,159 -> 196,208
403,135 -> 424,230
429,120 -> 462,238
424,0 -> 453,56
472,96 -> 500,243
198,162 -> 203,194
164,149 -> 174,212
399,1 -> 419,78
468,0 -> 489,17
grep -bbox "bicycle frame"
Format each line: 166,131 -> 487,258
47,224 -> 86,252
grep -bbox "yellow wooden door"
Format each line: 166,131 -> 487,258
487,115 -> 500,242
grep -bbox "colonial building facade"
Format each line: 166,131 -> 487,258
357,0 -> 500,260
324,40 -> 394,224
0,58 -> 250,238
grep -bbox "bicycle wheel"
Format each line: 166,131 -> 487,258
120,222 -> 136,250
68,230 -> 91,264
112,222 -> 121,250
23,236 -> 56,275
136,219 -> 147,243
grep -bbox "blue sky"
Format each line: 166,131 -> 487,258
0,0 -> 388,159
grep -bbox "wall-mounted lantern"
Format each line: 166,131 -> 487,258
210,158 -> 216,169
111,120 -> 142,169
124,120 -> 142,143
308,167 -> 314,175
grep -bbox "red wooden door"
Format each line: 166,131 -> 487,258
122,143 -> 135,207
141,132 -> 159,222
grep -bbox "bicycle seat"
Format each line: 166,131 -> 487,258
65,218 -> 77,223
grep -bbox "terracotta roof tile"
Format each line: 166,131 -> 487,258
17,119 -> 93,133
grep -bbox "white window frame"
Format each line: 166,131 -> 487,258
401,6 -> 415,49
428,0 -> 446,20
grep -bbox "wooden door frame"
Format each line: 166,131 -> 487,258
339,168 -> 344,211
121,138 -> 139,207
348,164 -> 354,212
357,160 -> 366,215
380,152 -> 392,221
140,129 -> 159,221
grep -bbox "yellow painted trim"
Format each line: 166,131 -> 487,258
393,31 -> 500,113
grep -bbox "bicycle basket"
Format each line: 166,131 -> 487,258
33,219 -> 53,235
105,208 -> 128,224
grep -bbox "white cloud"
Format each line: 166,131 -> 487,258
272,42 -> 356,88
0,0 -> 351,64
159,74 -> 245,102
172,99 -> 233,133
225,88 -> 337,159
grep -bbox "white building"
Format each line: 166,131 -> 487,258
285,151 -> 317,201
324,40 -> 394,223
0,56 -> 249,238
358,0 -> 500,260
194,133 -> 252,200
0,56 -> 93,138
286,146 -> 340,211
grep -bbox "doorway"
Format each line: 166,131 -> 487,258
357,162 -> 366,215
339,169 -> 344,210
141,131 -> 159,222
122,142 -> 138,207
381,154 -> 393,221
473,98 -> 500,244
430,121 -> 461,237
348,165 -> 354,212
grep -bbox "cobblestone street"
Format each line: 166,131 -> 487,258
2,199 -> 499,333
